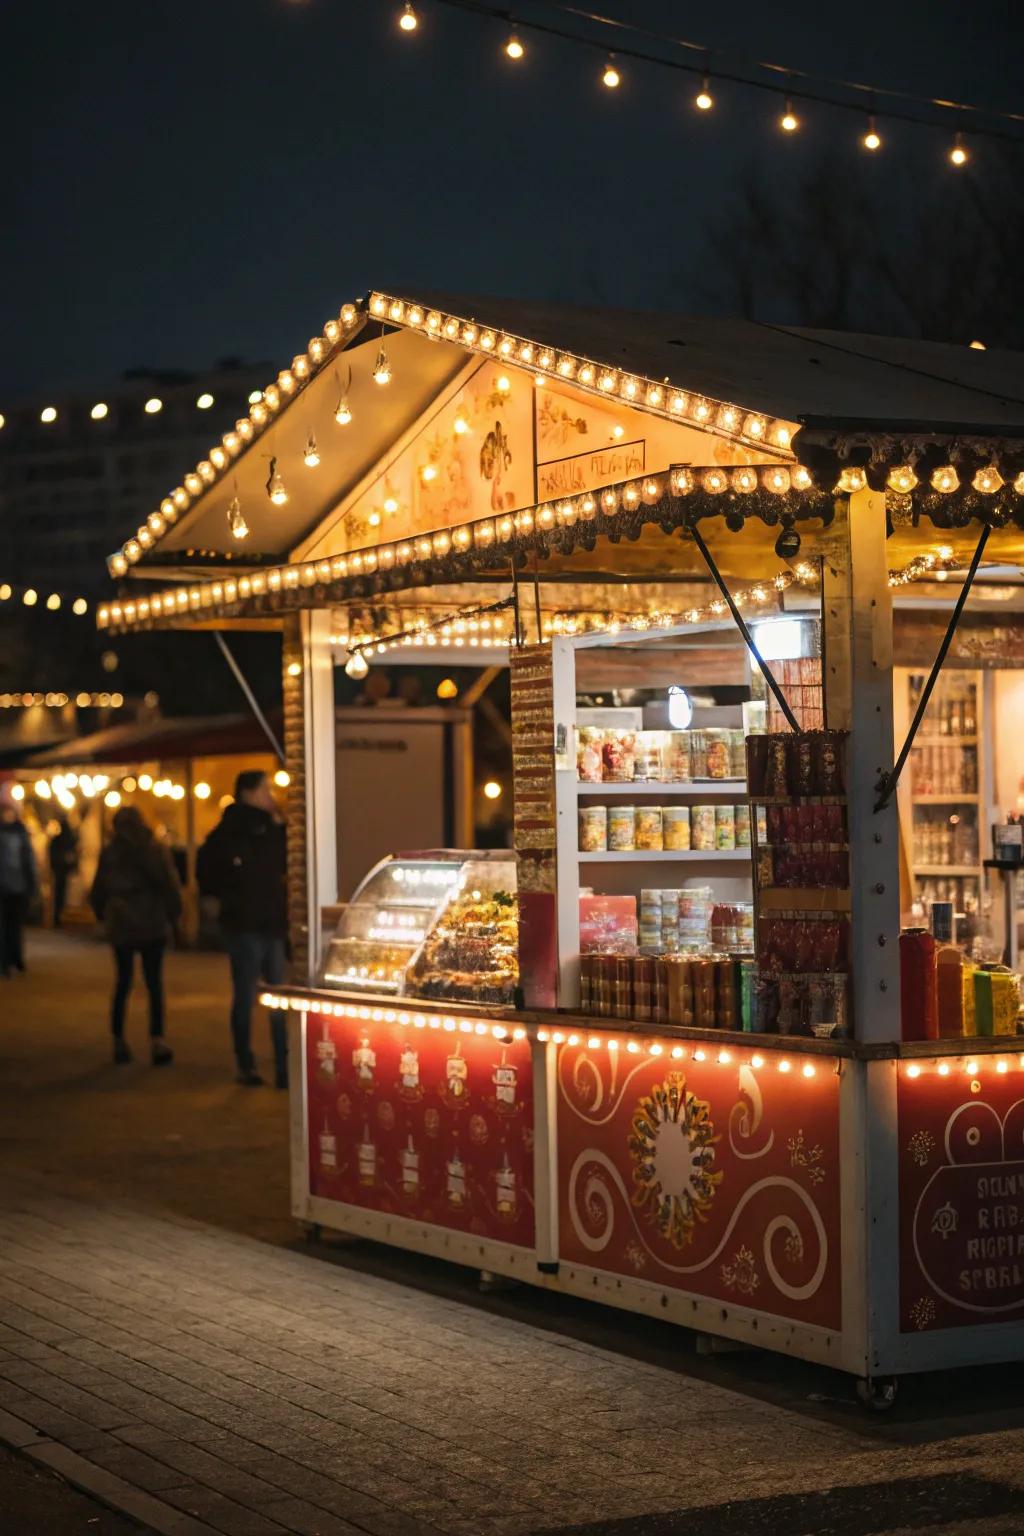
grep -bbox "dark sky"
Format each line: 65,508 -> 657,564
7,0 -> 1022,397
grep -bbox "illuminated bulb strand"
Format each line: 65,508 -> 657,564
0,691 -> 124,709
256,990 -> 829,1073
346,595 -> 516,664
103,465 -> 806,627
394,1 -> 1015,156
98,471 -> 956,633
108,301 -> 366,577
904,1054 -> 1024,1077
0,581 -> 90,615
368,292 -> 796,457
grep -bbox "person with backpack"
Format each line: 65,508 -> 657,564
89,805 -> 181,1065
196,769 -> 288,1088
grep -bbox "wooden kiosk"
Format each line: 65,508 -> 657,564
99,290 -> 1024,1403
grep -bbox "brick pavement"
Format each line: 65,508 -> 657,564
3,932 -> 1024,1535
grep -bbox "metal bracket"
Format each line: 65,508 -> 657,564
874,523 -> 990,813
688,523 -> 802,734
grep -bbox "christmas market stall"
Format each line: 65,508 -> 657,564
98,290 -> 1024,1401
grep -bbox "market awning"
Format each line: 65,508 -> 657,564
19,711 -> 281,767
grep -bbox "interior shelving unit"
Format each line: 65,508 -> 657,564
551,622 -> 756,1007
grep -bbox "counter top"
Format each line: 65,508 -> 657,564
262,983 -> 1024,1061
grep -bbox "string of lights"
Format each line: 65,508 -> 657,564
0,691 -> 124,710
328,546 -> 962,666
394,1 -> 1024,158
0,580 -> 92,616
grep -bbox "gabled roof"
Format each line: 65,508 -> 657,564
103,287 -> 1024,600
411,294 -> 1024,435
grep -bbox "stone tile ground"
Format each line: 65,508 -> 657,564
2,932 -> 1024,1536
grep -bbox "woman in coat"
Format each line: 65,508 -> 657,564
89,805 -> 182,1064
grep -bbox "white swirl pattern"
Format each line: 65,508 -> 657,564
567,1149 -> 828,1297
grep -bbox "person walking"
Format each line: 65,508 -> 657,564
0,785 -> 38,977
48,814 -> 79,927
89,805 -> 180,1065
197,769 -> 288,1088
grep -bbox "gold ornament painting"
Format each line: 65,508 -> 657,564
628,1073 -> 722,1249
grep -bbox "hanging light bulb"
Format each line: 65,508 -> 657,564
303,432 -> 320,468
887,464 -> 918,494
398,4 -> 418,32
931,465 -> 959,493
837,466 -> 867,494
267,458 -> 288,506
345,650 -> 369,679
505,32 -> 524,60
949,132 -> 968,167
335,397 -> 352,425
602,56 -> 620,89
973,465 -> 1003,494
862,115 -> 882,151
373,342 -> 391,385
695,75 -> 713,110
453,410 -> 470,435
780,99 -> 798,132
227,495 -> 249,541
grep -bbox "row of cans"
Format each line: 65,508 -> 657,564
578,803 -> 750,852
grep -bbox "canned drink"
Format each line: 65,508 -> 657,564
930,900 -> 954,944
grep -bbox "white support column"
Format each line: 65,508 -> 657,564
301,609 -> 337,981
824,489 -> 902,1041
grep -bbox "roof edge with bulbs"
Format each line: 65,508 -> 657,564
105,288 -> 806,582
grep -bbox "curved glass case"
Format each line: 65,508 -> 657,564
319,850 -> 517,1004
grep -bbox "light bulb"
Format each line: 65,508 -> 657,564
695,77 -> 713,110
420,463 -> 438,483
268,470 -> 288,506
602,57 -> 620,89
949,133 -> 968,167
496,374 -> 511,394
505,33 -> 524,60
144,397 -> 162,414
196,392 -> 214,410
303,432 -> 320,468
227,496 -> 249,540
46,593 -> 61,611
23,589 -> 38,606
931,465 -> 959,493
973,465 -> 1003,494
383,495 -> 399,514
335,398 -> 352,425
399,4 -> 417,31
373,346 -> 391,385
194,782 -> 211,800
887,465 -> 918,493
40,406 -> 57,423
273,769 -> 290,788
345,651 -> 369,679
837,465 -> 867,494
90,402 -> 109,420
862,117 -> 881,151
453,411 -> 470,435
72,598 -> 88,615
780,97 -> 798,131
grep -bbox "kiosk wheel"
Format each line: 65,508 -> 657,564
856,1375 -> 899,1411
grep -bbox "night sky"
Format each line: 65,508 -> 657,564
7,0 -> 1022,397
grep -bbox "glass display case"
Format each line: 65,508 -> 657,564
319,851 -> 518,1004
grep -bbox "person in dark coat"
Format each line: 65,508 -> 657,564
89,805 -> 181,1065
48,815 -> 79,927
0,786 -> 38,977
197,769 -> 288,1088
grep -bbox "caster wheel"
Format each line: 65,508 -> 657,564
856,1376 -> 899,1412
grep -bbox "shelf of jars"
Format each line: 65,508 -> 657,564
575,780 -> 746,797
578,849 -> 752,864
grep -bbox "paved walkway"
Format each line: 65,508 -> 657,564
2,932 -> 1024,1536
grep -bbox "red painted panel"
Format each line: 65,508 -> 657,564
305,1009 -> 535,1248
898,1062 -> 1024,1332
556,1040 -> 842,1329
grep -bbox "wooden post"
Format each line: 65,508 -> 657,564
282,611 -> 337,982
